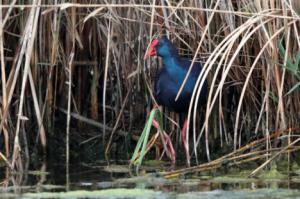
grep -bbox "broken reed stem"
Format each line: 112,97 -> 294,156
162,127 -> 300,178
28,68 -> 47,149
0,152 -> 13,170
249,136 -> 300,177
105,83 -> 132,155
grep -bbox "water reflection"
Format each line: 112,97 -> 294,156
0,159 -> 300,198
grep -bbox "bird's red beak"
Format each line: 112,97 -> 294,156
144,39 -> 158,59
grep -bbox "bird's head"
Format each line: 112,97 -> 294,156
144,36 -> 178,59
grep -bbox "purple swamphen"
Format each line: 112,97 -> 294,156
144,36 -> 207,166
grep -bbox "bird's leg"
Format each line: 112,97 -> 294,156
181,119 -> 190,167
152,119 -> 176,164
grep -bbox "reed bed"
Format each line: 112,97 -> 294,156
0,0 -> 300,173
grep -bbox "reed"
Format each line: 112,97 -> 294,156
0,0 -> 299,171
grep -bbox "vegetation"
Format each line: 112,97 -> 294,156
0,1 -> 300,175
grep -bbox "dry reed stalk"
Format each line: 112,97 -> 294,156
28,68 -> 46,148
12,0 -> 41,168
65,6 -> 76,188
44,0 -> 61,131
0,3 -> 298,20
102,16 -> 112,144
0,0 -> 6,109
57,107 -> 128,137
291,0 -> 300,14
105,83 -> 132,154
0,0 -> 10,157
190,15 -> 260,153
234,21 -> 296,150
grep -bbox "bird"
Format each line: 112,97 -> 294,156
144,36 -> 207,166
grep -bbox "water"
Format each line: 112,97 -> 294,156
1,160 -> 300,198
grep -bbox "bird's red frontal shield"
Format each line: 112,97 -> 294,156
144,39 -> 159,59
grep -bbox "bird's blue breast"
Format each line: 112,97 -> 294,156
154,57 -> 206,113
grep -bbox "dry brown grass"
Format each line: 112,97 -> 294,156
0,0 -> 299,170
